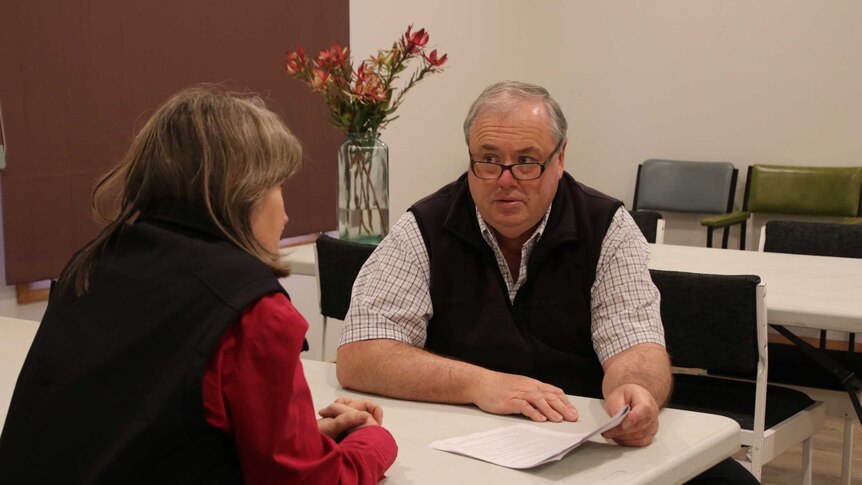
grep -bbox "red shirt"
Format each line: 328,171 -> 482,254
202,293 -> 397,484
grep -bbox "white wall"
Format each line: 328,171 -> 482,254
351,0 -> 862,247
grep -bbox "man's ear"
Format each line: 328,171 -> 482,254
557,139 -> 568,170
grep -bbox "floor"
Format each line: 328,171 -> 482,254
734,415 -> 862,484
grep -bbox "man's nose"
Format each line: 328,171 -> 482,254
496,167 -> 519,187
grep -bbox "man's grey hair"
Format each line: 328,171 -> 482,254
463,81 -> 567,145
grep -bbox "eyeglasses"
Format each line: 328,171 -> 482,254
469,138 -> 564,181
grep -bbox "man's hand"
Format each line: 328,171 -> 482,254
601,383 -> 660,447
471,371 -> 579,422
317,398 -> 383,440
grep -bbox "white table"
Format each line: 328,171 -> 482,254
649,244 -> 862,333
0,315 -> 739,484
0,316 -> 40,434
302,359 -> 740,485
280,243 -> 317,277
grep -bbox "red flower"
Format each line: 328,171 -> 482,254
422,49 -> 447,68
402,25 -> 430,53
286,25 -> 446,134
285,46 -> 306,75
355,73 -> 387,103
310,68 -> 331,92
316,44 -> 347,68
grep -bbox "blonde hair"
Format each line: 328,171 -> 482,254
61,85 -> 302,295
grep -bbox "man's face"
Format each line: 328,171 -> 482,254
467,101 -> 565,243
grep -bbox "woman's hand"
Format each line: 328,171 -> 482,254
317,397 -> 385,440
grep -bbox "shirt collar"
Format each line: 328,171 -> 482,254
475,203 -> 554,248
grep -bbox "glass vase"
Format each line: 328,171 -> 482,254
337,132 -> 389,244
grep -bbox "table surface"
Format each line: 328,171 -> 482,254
648,244 -> 862,333
280,244 -> 316,276
286,241 -> 862,333
0,316 -> 739,484
0,316 -> 40,433
303,359 -> 740,485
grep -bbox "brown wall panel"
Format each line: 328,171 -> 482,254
0,0 -> 347,283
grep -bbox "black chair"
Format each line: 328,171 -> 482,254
761,220 -> 862,350
632,159 -> 739,248
627,209 -> 664,244
758,221 -> 862,483
651,269 -> 824,482
314,234 -> 376,361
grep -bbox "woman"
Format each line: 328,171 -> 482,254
0,86 -> 397,483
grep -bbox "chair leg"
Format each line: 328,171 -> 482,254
801,437 -> 813,485
849,333 -> 856,352
321,317 -> 328,362
747,445 -> 763,481
721,227 -> 730,249
706,228 -> 714,248
819,330 -> 828,350
841,416 -> 854,485
740,220 -> 747,250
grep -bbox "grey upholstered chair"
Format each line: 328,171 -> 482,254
652,269 -> 825,482
314,234 -> 376,361
632,159 -> 738,248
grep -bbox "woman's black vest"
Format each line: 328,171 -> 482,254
0,203 -> 285,484
409,173 -> 621,397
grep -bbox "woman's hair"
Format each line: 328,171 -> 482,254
463,81 -> 567,145
60,85 -> 303,295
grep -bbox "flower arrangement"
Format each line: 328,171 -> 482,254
285,25 -> 447,135
285,26 -> 447,242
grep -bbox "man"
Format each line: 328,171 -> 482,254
337,81 -> 756,483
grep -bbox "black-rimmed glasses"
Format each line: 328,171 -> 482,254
469,138 -> 564,181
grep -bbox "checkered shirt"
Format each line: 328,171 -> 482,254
339,205 -> 664,364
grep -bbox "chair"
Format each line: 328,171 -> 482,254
627,209 -> 665,244
758,221 -> 862,485
701,164 -> 862,250
314,234 -> 376,361
760,220 -> 862,350
651,269 -> 825,483
632,159 -> 739,248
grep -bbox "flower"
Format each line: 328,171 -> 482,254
285,24 -> 447,135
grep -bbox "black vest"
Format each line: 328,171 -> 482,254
0,203 -> 285,484
410,173 -> 621,397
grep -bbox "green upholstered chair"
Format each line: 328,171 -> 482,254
701,165 -> 862,250
632,159 -> 738,248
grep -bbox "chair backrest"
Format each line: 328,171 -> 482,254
627,210 -> 664,244
315,234 -> 376,320
762,220 -> 862,259
744,164 -> 862,217
650,269 -> 763,375
633,159 -> 738,214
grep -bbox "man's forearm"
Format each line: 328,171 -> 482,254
601,343 -> 672,406
336,339 -> 486,404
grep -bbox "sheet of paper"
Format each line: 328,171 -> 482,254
428,405 -> 629,469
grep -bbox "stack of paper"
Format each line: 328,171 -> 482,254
428,405 -> 629,469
